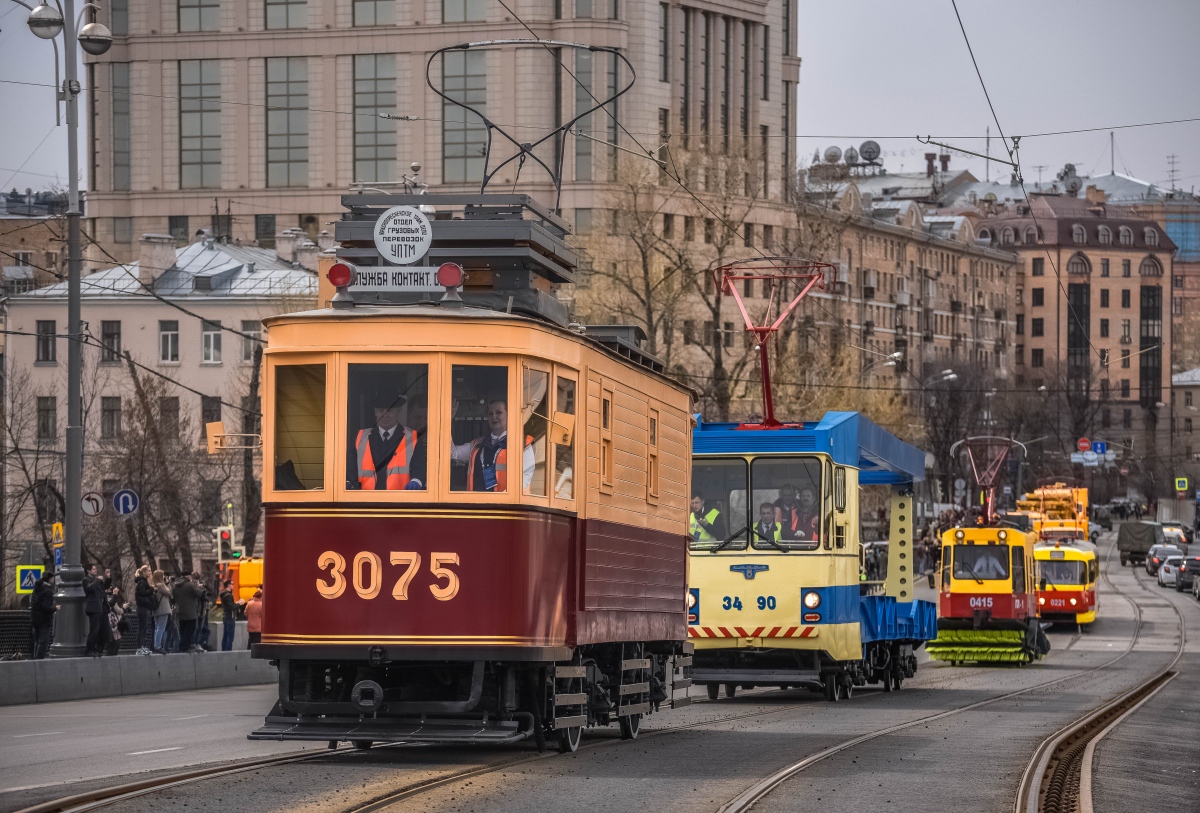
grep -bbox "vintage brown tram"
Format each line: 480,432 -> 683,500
240,195 -> 693,752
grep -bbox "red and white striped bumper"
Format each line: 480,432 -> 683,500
687,625 -> 819,639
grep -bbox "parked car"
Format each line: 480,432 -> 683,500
1146,544 -> 1185,576
1175,556 -> 1200,592
1158,555 -> 1184,587
1161,520 -> 1193,545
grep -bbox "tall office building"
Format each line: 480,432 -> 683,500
85,0 -> 801,260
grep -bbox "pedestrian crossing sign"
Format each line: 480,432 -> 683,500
16,565 -> 44,594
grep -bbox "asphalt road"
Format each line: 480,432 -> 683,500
1,532 -> 1192,813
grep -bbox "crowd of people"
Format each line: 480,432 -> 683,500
27,567 -> 262,660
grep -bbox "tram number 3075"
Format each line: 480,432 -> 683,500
317,550 -> 460,601
721,596 -> 777,611
968,596 -> 994,609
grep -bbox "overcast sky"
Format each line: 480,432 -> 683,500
0,0 -> 1197,195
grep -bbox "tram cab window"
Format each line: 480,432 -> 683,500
751,457 -> 823,551
1011,545 -> 1026,592
1039,559 -> 1084,586
952,545 -> 1010,581
522,367 -> 549,497
273,364 -> 326,491
690,458 -> 748,551
345,364 -> 429,491
554,376 -> 576,500
450,365 -> 529,493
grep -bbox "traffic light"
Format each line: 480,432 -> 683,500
214,525 -> 239,562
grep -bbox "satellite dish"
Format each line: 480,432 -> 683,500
844,147 -> 859,165
1065,176 -> 1082,195
859,140 -> 881,162
823,146 -> 842,164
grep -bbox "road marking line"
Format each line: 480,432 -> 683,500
127,747 -> 184,756
174,714 -> 209,720
11,731 -> 65,738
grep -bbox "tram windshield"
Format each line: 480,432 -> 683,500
689,456 -> 824,552
952,545 -> 1011,581
690,458 -> 748,551
345,364 -> 429,491
1038,560 -> 1085,586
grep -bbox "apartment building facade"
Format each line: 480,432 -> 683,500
86,0 -> 801,261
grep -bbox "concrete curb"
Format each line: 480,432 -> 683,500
0,650 -> 277,706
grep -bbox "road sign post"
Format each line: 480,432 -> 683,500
81,492 -> 105,517
113,489 -> 140,516
1077,437 -> 1091,453
16,565 -> 45,594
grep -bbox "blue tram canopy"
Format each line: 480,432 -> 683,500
693,411 -> 925,486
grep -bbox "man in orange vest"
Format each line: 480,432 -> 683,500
351,388 -> 425,490
450,398 -> 534,492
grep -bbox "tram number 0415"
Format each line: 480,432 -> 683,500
317,551 -> 460,602
968,596 -> 994,609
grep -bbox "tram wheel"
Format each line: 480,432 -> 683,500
352,740 -> 373,750
620,713 -> 641,740
556,725 -> 582,754
882,671 -> 893,692
724,683 -> 738,699
841,679 -> 853,700
891,671 -> 903,691
823,674 -> 839,702
706,683 -> 720,701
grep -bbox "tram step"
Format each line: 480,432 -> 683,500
618,702 -> 650,717
553,714 -> 586,730
554,692 -> 587,706
621,658 -> 651,670
671,695 -> 692,709
618,682 -> 650,695
554,665 -> 586,679
673,678 -> 693,689
675,656 -> 693,668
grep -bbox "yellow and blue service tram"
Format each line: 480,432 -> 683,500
687,412 -> 937,701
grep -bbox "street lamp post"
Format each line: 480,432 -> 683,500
16,1 -> 112,657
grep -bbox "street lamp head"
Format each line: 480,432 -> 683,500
78,21 -> 113,55
945,373 -> 958,381
27,3 -> 64,39
941,369 -> 954,376
888,351 -> 903,360
1037,385 -> 1048,392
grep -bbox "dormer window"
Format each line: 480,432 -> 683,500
1119,226 -> 1133,246
1145,228 -> 1158,246
1024,227 -> 1037,244
1072,225 -> 1086,244
978,228 -> 991,240
1098,226 -> 1111,245
1140,256 -> 1163,277
1001,228 -> 1014,246
1067,253 -> 1091,275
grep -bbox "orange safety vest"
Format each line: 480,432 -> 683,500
465,434 -> 534,492
356,428 -> 418,490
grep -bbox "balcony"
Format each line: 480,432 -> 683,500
1120,335 -> 1133,344
894,290 -> 911,307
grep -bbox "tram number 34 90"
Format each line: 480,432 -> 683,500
317,550 -> 460,601
721,596 -> 777,611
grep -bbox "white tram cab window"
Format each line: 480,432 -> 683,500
450,365 -> 527,493
522,367 -> 549,497
690,458 -> 748,551
751,457 -> 823,551
554,376 -> 576,500
345,363 -> 429,491
273,364 -> 327,491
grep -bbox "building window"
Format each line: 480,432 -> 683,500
110,0 -> 128,35
37,396 -> 56,441
266,57 -> 308,187
159,320 -> 179,362
169,215 -> 190,243
241,320 -> 262,363
575,0 -> 592,17
743,223 -> 754,248
662,213 -> 674,239
1139,256 -> 1162,276
1100,258 -> 1109,277
1031,257 -> 1044,276
1121,379 -> 1131,398
180,59 -> 221,188
113,217 -> 133,243
202,320 -> 222,363
1121,289 -> 1131,308
443,0 -> 485,22
112,63 -> 131,191
1122,409 -> 1132,427
442,50 -> 486,183
1031,318 -> 1044,337
1072,224 -> 1086,244
658,3 -> 669,81
1187,418 -> 1194,433
1031,287 -> 1044,307
1015,314 -> 1024,335
1187,390 -> 1194,407
254,214 -> 276,248
1175,297 -> 1185,316
1145,228 -> 1158,246
1121,318 -> 1131,341
1067,254 -> 1090,275
1120,349 -> 1130,368
683,216 -> 695,241
353,54 -> 396,183
1119,227 -> 1133,246
353,0 -> 394,25
159,396 -> 180,436
265,0 -> 306,29
1100,349 -> 1110,368
179,0 -> 219,32
1122,259 -> 1131,277
1031,349 -> 1044,368
36,320 -> 56,363
1099,318 -> 1109,338
101,396 -> 122,439
1098,226 -> 1111,245
761,25 -> 770,100
572,208 -> 592,235
1100,289 -> 1110,307
100,320 -> 122,363
1015,344 -> 1024,365
201,395 -> 222,426
1001,228 -> 1014,246
574,48 -> 593,181
1024,227 -> 1037,244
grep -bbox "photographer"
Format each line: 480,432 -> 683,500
83,565 -> 112,657
105,586 -> 129,656
172,571 -> 206,653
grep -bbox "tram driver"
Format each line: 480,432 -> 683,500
690,493 -> 727,544
349,387 -> 426,490
451,398 -> 535,492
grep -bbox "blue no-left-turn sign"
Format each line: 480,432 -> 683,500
113,489 -> 140,515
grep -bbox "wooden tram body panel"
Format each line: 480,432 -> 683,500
257,307 -> 692,660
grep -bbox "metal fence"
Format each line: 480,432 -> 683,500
0,610 -> 146,657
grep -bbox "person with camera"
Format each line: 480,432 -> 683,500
150,570 -> 172,653
218,580 -> 237,651
29,570 -> 56,659
133,566 -> 156,655
172,571 -> 206,653
105,586 -> 129,656
83,565 -> 112,657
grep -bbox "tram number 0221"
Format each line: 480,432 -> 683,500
316,551 -> 460,602
720,596 -> 777,611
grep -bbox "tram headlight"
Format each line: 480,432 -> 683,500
1038,597 -> 1046,605
955,530 -> 965,541
803,591 -> 822,609
1069,598 -> 1077,606
687,591 -> 697,609
998,530 -> 1008,541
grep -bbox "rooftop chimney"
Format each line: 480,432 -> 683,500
1085,185 -> 1108,205
137,234 -> 177,287
925,153 -> 937,177
295,240 -> 320,272
317,229 -> 335,251
275,228 -> 302,264
939,153 -> 950,173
